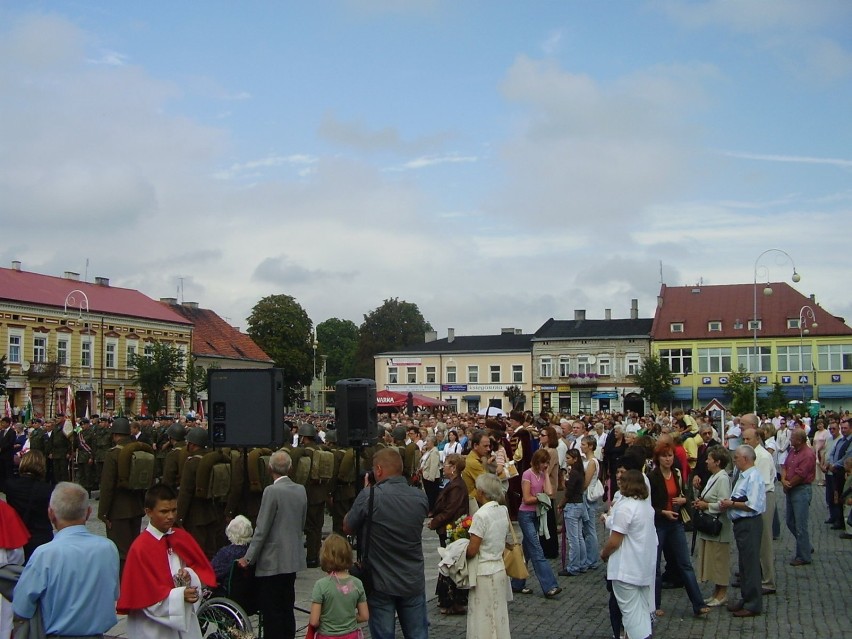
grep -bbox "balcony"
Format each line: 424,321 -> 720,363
568,373 -> 599,386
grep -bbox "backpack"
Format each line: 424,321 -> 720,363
247,448 -> 273,493
337,448 -> 356,483
209,460 -> 232,500
117,442 -> 156,490
194,450 -> 230,500
288,447 -> 312,486
310,448 -> 336,483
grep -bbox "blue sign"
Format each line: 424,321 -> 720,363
743,376 -> 751,383
781,376 -> 792,384
540,385 -> 557,391
702,377 -> 712,385
441,384 -> 467,392
672,378 -> 681,385
758,376 -> 768,384
798,375 -> 809,384
832,374 -> 841,382
719,376 -> 729,384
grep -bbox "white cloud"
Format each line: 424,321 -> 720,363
721,151 -> 852,169
318,112 -> 453,154
541,29 -> 563,56
385,153 -> 478,171
212,154 -> 319,180
88,50 -> 128,66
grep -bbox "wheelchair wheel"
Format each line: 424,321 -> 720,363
197,596 -> 254,638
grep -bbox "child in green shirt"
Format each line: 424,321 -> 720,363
309,534 -> 369,639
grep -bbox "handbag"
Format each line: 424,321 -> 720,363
585,458 -> 604,501
503,516 -> 529,580
692,509 -> 722,536
350,485 -> 375,596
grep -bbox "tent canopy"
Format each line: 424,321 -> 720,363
376,390 -> 447,409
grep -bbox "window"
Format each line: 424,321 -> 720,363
558,356 -> 570,377
512,364 -> 523,383
787,319 -> 800,329
143,342 -> 154,361
670,323 -> 684,333
777,346 -> 812,372
733,319 -> 744,330
467,365 -> 479,383
626,355 -> 641,376
33,336 -> 47,363
818,344 -> 852,371
57,337 -> 69,366
577,356 -> 593,375
597,355 -> 611,376
540,357 -> 552,378
7,330 -> 22,364
748,320 -> 762,331
446,365 -> 457,383
406,367 -> 417,383
708,321 -> 722,332
126,340 -> 138,368
698,347 -> 732,373
106,340 -> 117,369
388,367 -> 398,384
659,349 -> 693,374
426,366 -> 436,383
81,340 -> 92,368
490,365 -> 501,383
736,346 -> 771,372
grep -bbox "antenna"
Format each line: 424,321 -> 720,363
659,260 -> 664,285
176,276 -> 185,304
84,258 -> 90,282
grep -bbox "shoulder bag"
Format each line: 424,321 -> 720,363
693,473 -> 722,536
585,458 -> 604,502
350,485 -> 375,596
503,515 -> 529,580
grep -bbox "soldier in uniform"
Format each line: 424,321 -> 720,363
27,418 -> 45,454
176,427 -> 223,558
326,430 -> 356,536
161,422 -> 188,488
73,417 -> 96,494
46,414 -> 71,484
93,415 -> 113,488
153,415 -> 174,481
298,422 -> 332,568
97,417 -> 145,574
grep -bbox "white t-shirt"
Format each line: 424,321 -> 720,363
605,495 -> 656,587
469,501 -> 510,576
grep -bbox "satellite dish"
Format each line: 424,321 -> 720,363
586,355 -> 597,364
22,360 -> 31,371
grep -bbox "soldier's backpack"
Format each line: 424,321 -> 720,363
288,447 -> 312,486
195,450 -> 231,500
337,448 -> 356,484
117,442 -> 156,490
310,448 -> 336,483
247,448 -> 273,493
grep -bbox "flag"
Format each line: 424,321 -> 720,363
24,395 -> 33,424
85,402 -> 90,420
197,399 -> 204,422
180,395 -> 187,415
3,397 -> 10,419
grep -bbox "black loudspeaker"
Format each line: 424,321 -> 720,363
208,368 -> 285,447
335,378 -> 378,448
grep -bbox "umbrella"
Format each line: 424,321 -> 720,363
477,406 -> 507,417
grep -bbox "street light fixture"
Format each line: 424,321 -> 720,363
64,289 -> 93,418
752,249 -> 799,413
799,305 -> 818,403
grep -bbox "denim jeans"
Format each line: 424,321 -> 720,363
785,483 -> 812,562
562,503 -> 587,574
368,590 -> 428,639
582,496 -> 601,569
510,509 -> 559,594
654,519 -> 706,613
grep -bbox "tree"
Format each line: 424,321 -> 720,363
353,298 -> 433,378
504,385 -> 526,410
184,355 -> 209,406
0,355 -> 9,397
27,352 -> 64,419
764,382 -> 789,413
130,342 -> 185,416
316,318 -> 358,386
631,355 -> 674,410
246,294 -> 313,407
722,367 -> 755,415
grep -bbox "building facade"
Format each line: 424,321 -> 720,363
531,302 -> 652,416
651,283 -> 852,412
374,328 -> 533,413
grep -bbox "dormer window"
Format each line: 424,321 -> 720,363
670,322 -> 684,333
748,320 -> 762,331
708,321 -> 722,332
787,318 -> 800,329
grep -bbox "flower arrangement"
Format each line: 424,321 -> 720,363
446,514 -> 474,542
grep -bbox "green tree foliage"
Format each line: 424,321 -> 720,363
0,355 -> 9,395
632,355 -> 674,410
353,298 -> 433,378
764,382 -> 789,413
723,367 -> 757,415
184,355 -> 209,405
504,385 -> 526,409
130,342 -> 185,416
316,318 -> 358,385
246,294 -> 313,406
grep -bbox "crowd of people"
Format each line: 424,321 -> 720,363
1,403 -> 851,639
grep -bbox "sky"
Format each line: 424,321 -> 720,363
1,0 -> 851,340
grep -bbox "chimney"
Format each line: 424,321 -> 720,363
605,309 -> 612,321
11,260 -> 21,271
63,271 -> 80,281
501,327 -> 514,334
447,328 -> 455,343
657,295 -> 664,308
182,302 -> 199,310
425,330 -> 438,343
95,276 -> 110,287
630,298 -> 638,320
809,293 -> 816,303
574,310 -> 586,321
160,297 -> 178,305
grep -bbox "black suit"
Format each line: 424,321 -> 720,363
4,474 -> 55,560
0,426 -> 17,488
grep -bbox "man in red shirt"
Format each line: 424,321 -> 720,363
781,430 -> 816,566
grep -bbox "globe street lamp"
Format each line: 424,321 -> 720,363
64,289 -> 93,418
799,305 -> 818,403
753,249 -> 800,413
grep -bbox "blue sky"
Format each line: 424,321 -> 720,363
1,0 -> 850,337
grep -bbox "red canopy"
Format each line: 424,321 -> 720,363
376,390 -> 447,409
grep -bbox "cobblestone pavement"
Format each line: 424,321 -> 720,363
30,486 -> 851,638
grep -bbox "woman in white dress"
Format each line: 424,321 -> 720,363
465,473 -> 511,639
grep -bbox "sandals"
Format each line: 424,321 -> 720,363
544,587 -> 563,599
512,587 -> 533,595
694,607 -> 711,617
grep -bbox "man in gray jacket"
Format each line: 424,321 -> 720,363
239,450 -> 307,639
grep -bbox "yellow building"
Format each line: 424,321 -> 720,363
1,262 -> 192,418
651,283 -> 852,412
374,328 -> 533,413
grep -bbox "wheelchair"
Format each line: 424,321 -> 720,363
197,560 -> 255,638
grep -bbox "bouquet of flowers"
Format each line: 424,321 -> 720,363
446,514 -> 474,542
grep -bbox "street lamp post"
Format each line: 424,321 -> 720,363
64,289 -> 92,419
799,305 -> 818,403
311,331 -> 318,412
752,249 -> 800,413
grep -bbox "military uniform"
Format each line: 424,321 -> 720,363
47,423 -> 71,484
98,432 -> 145,574
223,448 -> 266,526
329,444 -> 357,536
73,421 -> 96,492
177,446 -> 224,558
27,424 -> 45,454
161,441 -> 188,488
92,419 -> 113,487
300,437 -> 333,567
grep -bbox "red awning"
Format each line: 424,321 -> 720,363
376,390 -> 447,409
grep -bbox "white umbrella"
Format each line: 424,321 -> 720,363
477,406 -> 507,417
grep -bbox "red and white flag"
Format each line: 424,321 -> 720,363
197,400 -> 205,422
3,397 -> 11,419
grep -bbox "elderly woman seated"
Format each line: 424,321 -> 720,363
211,515 -> 254,584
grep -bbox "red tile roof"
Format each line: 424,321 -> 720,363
0,267 -> 192,325
651,283 -> 852,340
163,302 -> 273,363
